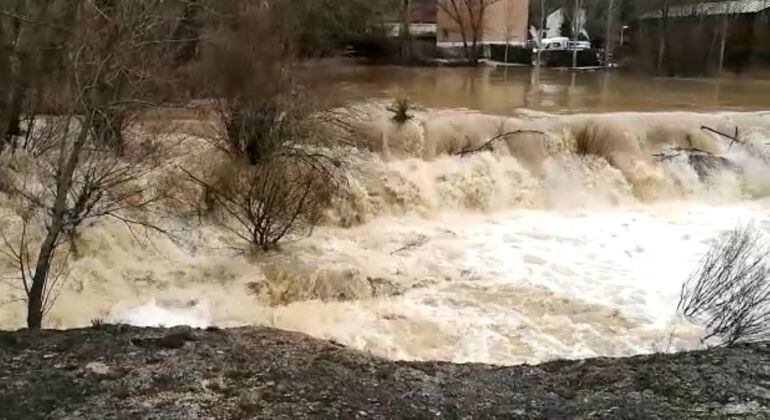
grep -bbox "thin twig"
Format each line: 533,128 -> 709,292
457,130 -> 545,157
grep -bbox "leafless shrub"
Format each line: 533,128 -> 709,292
213,95 -> 320,166
179,1 -> 350,251
90,317 -> 106,329
184,154 -> 342,251
13,116 -> 68,157
387,98 -> 413,125
678,226 -> 770,346
196,2 -> 308,165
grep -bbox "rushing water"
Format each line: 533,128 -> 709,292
328,66 -> 770,115
1,68 -> 770,366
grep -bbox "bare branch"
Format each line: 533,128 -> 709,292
678,226 -> 770,346
457,129 -> 546,156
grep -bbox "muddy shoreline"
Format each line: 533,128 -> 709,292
1,326 -> 769,419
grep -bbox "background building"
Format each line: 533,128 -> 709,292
636,0 -> 770,74
437,0 -> 530,48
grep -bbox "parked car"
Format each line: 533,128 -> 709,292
533,37 -> 591,52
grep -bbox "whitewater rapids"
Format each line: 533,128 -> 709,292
1,107 -> 770,365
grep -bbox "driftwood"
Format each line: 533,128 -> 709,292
653,147 -> 741,179
456,130 -> 545,157
701,126 -> 742,150
390,235 -> 428,255
652,146 -> 711,160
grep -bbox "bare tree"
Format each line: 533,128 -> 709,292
1,114 -> 168,328
438,0 -> 502,64
571,0 -> 582,68
604,0 -> 617,67
501,0 -> 512,63
0,0 -> 188,329
531,0 -> 549,68
656,0 -> 671,73
715,1 -> 732,74
399,0 -> 412,62
184,1 -> 349,251
678,226 -> 770,346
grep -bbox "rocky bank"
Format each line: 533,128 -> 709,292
1,326 -> 769,419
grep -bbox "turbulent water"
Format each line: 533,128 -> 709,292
2,105 -> 770,365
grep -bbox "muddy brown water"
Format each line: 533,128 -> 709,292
326,65 -> 770,115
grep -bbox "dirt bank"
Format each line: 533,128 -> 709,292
1,326 -> 769,419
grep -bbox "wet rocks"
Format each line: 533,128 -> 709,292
254,264 -> 403,305
85,361 -> 110,375
1,326 -> 769,419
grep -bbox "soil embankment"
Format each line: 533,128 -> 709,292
1,326 -> 769,419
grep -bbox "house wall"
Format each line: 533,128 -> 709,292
437,0 -> 530,46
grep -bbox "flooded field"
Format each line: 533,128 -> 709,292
328,65 -> 770,114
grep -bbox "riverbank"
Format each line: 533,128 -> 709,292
1,326 -> 768,419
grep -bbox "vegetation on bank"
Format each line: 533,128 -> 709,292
678,225 -> 770,346
0,0 -> 357,329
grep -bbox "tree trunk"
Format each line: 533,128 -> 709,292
0,23 -> 10,153
468,8 -> 480,66
717,9 -> 730,74
572,0 -> 580,68
0,1 -> 25,146
27,229 -> 60,329
536,0 -> 546,68
604,0 -> 615,68
26,116 -> 92,329
173,0 -> 203,65
400,0 -> 411,63
458,21 -> 470,62
504,41 -> 509,63
706,15 -> 720,71
657,0 -> 669,73
4,86 -> 24,139
469,5 -> 479,64
0,0 -> 54,149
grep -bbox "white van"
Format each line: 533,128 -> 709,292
535,37 -> 591,52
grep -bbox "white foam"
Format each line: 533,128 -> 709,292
2,109 -> 770,366
254,202 -> 770,364
111,299 -> 211,328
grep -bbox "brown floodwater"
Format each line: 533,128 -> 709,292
326,65 -> 770,115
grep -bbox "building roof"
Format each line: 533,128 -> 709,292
639,0 -> 770,19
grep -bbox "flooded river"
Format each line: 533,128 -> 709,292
329,66 -> 770,114
2,66 -> 769,366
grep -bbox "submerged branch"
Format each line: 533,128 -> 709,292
456,130 -> 545,157
701,126 -> 741,150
